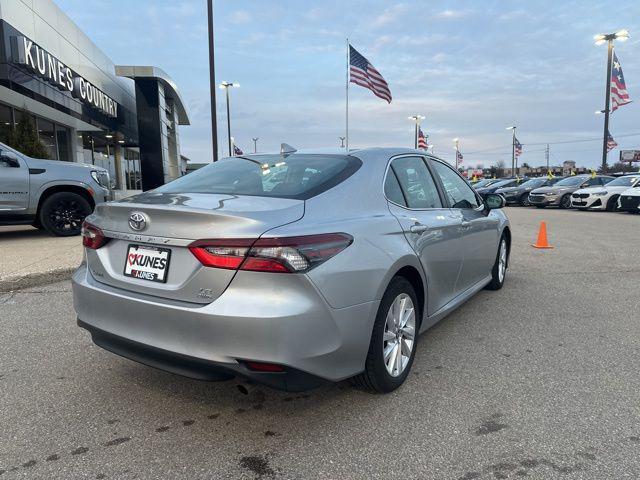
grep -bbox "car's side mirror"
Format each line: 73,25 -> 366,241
483,193 -> 505,210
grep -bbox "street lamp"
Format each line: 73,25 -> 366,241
207,0 -> 218,162
252,137 -> 259,153
506,126 -> 516,176
453,137 -> 460,169
408,115 -> 425,149
339,136 -> 346,148
594,29 -> 629,170
219,81 -> 239,156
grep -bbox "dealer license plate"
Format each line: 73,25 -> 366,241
123,244 -> 171,283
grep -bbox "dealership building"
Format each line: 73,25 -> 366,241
0,0 -> 190,192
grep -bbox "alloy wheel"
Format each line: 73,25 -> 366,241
49,198 -> 85,234
382,294 -> 416,377
498,239 -> 507,283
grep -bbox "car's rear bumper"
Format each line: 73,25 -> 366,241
77,319 -> 325,391
72,264 -> 378,389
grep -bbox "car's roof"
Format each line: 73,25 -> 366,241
241,147 -> 446,163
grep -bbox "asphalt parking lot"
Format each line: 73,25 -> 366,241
1,207 -> 639,479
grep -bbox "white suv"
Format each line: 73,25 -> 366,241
571,175 -> 640,211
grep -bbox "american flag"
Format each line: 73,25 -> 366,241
233,145 -> 243,156
349,45 -> 392,103
607,130 -> 618,152
417,128 -> 427,150
456,150 -> 464,163
611,51 -> 631,112
514,137 -> 523,157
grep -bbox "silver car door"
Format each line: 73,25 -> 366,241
0,150 -> 29,212
384,155 -> 463,316
429,159 -> 498,292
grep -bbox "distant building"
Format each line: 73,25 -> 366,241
562,161 -> 576,176
186,162 -> 209,174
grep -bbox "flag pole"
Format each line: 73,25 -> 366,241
345,38 -> 349,150
601,40 -> 614,171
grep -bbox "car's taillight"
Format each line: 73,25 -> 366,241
81,221 -> 108,249
188,239 -> 254,269
189,233 -> 353,273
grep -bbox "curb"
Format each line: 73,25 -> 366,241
0,267 -> 76,292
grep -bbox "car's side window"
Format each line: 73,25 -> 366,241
586,177 -> 601,186
431,160 -> 480,209
384,169 -> 407,206
388,156 -> 442,209
0,154 -> 20,168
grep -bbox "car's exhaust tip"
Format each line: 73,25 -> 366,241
237,384 -> 250,395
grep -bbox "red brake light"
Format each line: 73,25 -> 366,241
81,221 -> 108,249
188,239 -> 253,269
188,233 -> 353,273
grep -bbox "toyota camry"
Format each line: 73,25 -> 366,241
73,147 -> 511,393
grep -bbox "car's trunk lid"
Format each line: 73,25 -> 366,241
85,193 -> 304,304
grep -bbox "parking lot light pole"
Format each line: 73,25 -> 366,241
252,137 -> 259,153
207,0 -> 218,162
453,138 -> 460,169
506,126 -> 516,176
594,30 -> 629,171
339,136 -> 346,148
219,81 -> 239,156
408,115 -> 425,149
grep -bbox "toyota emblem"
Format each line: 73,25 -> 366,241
128,212 -> 148,231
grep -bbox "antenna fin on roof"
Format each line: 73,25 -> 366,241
280,143 -> 297,156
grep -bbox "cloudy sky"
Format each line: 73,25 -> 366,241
57,0 -> 638,168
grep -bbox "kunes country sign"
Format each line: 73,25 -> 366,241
11,35 -> 118,118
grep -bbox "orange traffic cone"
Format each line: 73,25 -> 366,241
532,221 -> 553,249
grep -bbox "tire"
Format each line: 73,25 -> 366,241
354,276 -> 419,393
518,193 -> 531,207
485,235 -> 508,291
559,194 -> 571,209
606,195 -> 619,212
38,192 -> 92,237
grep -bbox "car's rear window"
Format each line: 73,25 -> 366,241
156,154 -> 362,200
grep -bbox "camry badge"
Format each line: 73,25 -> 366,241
128,212 -> 148,232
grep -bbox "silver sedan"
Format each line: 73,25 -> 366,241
73,147 -> 510,393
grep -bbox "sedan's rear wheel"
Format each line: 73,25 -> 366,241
354,277 -> 418,393
519,193 -> 531,207
559,194 -> 571,209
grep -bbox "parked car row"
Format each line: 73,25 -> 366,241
473,174 -> 640,213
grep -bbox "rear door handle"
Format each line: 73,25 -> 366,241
410,224 -> 429,234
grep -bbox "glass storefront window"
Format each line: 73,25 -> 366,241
92,136 -> 116,180
124,148 -> 142,190
56,125 -> 70,161
0,103 -> 12,145
37,118 -> 57,160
